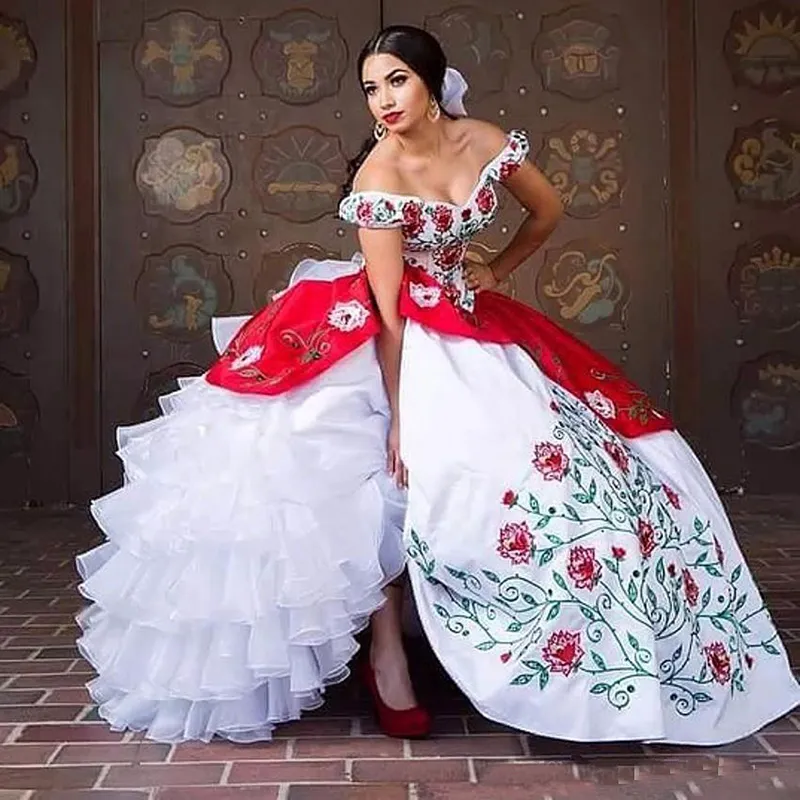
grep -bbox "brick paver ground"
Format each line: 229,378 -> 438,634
1,495 -> 800,798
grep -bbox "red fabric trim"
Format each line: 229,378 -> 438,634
206,273 -> 378,395
206,266 -> 674,438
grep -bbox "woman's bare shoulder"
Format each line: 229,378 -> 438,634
352,142 -> 405,194
451,117 -> 509,161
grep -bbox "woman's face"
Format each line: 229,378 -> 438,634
361,53 -> 432,135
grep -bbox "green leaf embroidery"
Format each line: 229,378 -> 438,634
563,504 -> 580,521
511,673 -> 536,686
522,660 -> 545,671
539,670 -> 550,690
591,651 -> 607,670
447,566 -> 468,580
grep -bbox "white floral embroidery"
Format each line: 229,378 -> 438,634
409,282 -> 442,308
584,390 -> 617,419
231,345 -> 264,371
327,300 -> 370,332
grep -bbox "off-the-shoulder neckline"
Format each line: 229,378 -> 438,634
342,130 -> 526,212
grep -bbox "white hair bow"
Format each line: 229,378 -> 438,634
441,67 -> 469,117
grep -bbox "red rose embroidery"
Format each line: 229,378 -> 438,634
682,569 -> 699,606
704,642 -> 731,685
402,201 -> 424,238
532,442 -> 570,482
663,484 -> 681,510
603,440 -> 629,474
497,521 -> 534,565
434,243 -> 464,272
612,546 -> 626,560
475,185 -> 494,214
431,204 -> 454,232
567,546 -> 602,590
714,536 -> 724,566
637,519 -> 656,559
502,490 -> 518,507
542,630 -> 584,676
500,651 -> 512,664
498,160 -> 519,182
745,653 -> 754,669
461,208 -> 472,221
442,282 -> 461,304
668,563 -> 677,577
356,200 -> 373,226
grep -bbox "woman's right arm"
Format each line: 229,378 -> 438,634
358,224 -> 407,487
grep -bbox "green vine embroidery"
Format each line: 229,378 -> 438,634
407,385 -> 782,718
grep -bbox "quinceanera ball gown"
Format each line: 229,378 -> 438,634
76,130 -> 800,744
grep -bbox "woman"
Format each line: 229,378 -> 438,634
76,25 -> 799,745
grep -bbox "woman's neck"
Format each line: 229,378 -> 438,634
394,118 -> 451,163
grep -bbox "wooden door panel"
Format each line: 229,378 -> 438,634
0,2 -> 68,506
694,0 -> 800,491
98,0 -> 379,487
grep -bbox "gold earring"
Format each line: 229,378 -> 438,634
428,97 -> 441,122
374,121 -> 386,141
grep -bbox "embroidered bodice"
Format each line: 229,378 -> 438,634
338,130 -> 530,313
209,126 -> 672,437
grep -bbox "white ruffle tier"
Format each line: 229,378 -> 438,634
77,329 -> 405,743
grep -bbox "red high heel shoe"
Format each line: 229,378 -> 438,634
360,658 -> 431,739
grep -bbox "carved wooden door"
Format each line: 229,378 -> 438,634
0,3 -> 69,506
693,0 -> 800,492
98,1 -> 380,486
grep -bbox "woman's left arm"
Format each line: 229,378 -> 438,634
464,157 -> 563,292
488,162 -> 563,283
